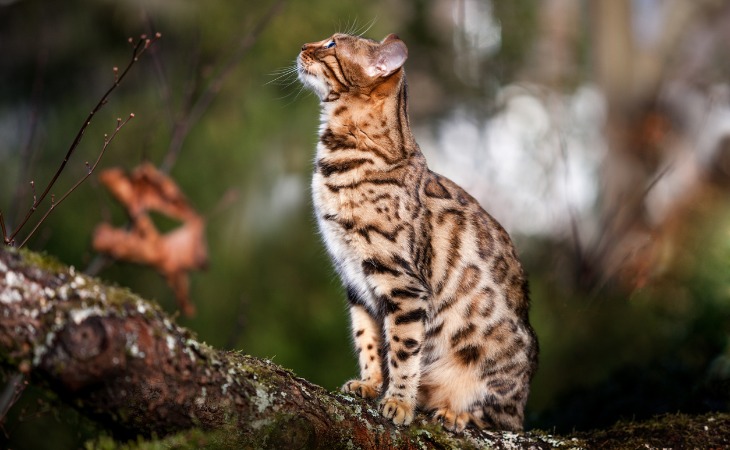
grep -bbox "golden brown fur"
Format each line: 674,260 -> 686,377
298,33 -> 538,432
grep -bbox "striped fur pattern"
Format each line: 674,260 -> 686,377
297,33 -> 538,432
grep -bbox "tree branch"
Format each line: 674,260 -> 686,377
3,34 -> 160,247
1,246 -> 729,448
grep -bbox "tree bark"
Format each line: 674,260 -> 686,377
1,246 -> 729,449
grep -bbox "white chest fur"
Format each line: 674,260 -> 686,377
311,169 -> 375,309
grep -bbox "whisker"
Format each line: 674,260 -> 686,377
270,66 -> 297,75
266,61 -> 299,86
345,17 -> 358,36
266,72 -> 298,87
280,84 -> 310,107
357,17 -> 378,37
269,60 -> 298,75
340,17 -> 378,37
336,18 -> 346,35
339,16 -> 374,37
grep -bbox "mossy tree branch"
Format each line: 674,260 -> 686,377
1,246 -> 729,449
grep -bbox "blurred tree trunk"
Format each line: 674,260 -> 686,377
1,246 -> 729,449
589,0 -> 652,288
523,0 -> 580,87
519,0 -> 730,290
586,0 -> 727,288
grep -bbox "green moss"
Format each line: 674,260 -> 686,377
405,422 -> 470,449
18,248 -> 68,274
574,412 -> 730,449
85,427 -> 247,450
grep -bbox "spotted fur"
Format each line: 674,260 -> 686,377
297,33 -> 538,432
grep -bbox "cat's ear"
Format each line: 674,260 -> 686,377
367,34 -> 408,78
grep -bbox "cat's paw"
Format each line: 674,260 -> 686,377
433,408 -> 471,433
342,379 -> 381,399
379,397 -> 415,426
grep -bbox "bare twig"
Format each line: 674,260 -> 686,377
6,49 -> 48,233
0,373 -> 27,426
85,5 -> 284,277
0,213 -> 7,246
556,127 -> 587,283
143,14 -> 179,132
159,0 -> 286,173
3,33 -> 161,246
19,115 -> 136,248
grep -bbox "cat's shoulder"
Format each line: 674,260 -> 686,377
422,170 -> 479,207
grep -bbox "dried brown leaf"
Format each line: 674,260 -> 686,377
93,164 -> 207,316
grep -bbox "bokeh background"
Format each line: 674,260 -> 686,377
2,0 -> 730,447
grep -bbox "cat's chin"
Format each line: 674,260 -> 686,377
297,68 -> 330,101
301,76 -> 330,101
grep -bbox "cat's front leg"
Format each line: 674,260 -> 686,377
342,302 -> 383,399
379,296 -> 427,426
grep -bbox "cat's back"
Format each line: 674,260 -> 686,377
419,169 -> 535,360
420,169 -> 528,302
417,170 -> 537,425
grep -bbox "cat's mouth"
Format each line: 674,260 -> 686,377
297,54 -> 330,101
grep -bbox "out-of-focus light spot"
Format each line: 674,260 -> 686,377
418,84 -> 607,237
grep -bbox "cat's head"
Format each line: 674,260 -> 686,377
297,33 -> 408,102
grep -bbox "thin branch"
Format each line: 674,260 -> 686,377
86,5 -> 284,276
7,49 -> 48,233
143,14 -> 178,132
551,112 -> 584,267
0,373 -> 27,426
18,115 -> 135,249
159,0 -> 286,173
590,159 -> 675,270
0,213 -> 7,246
5,33 -> 161,245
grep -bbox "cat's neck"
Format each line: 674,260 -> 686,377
318,73 -> 419,163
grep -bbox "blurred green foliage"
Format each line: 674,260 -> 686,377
1,0 -> 729,448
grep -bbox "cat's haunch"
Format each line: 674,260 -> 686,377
298,33 -> 538,432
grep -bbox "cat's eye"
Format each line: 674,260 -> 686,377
324,40 -> 336,49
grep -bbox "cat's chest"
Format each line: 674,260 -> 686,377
311,169 -> 418,287
312,173 -> 410,241
315,175 -> 403,215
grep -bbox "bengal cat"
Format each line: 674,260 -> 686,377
297,32 -> 538,432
